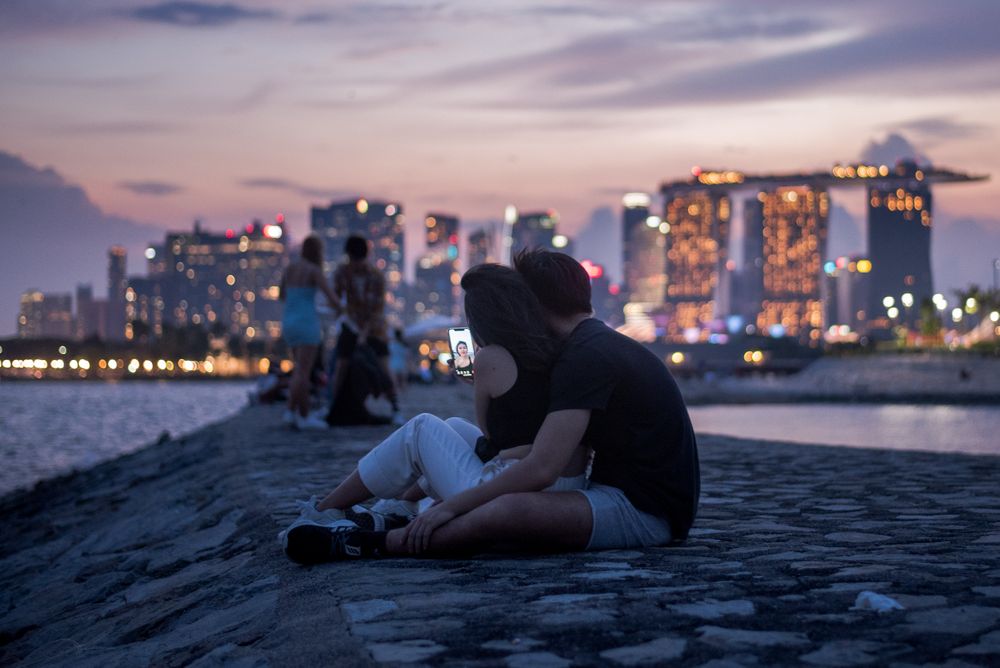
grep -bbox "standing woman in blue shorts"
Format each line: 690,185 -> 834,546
280,235 -> 340,430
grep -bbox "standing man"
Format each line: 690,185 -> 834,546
286,249 -> 699,561
329,235 -> 403,426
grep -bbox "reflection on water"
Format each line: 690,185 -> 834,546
0,381 -> 251,496
688,403 -> 1000,455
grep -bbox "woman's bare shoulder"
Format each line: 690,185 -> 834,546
474,345 -> 517,396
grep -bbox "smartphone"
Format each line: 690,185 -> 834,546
448,327 -> 475,378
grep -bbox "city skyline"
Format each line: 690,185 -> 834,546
3,0 -> 1000,335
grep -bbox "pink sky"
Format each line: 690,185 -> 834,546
2,0 -> 998,265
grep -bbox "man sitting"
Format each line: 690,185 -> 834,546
285,249 -> 699,560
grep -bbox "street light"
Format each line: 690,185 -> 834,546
951,308 -> 963,323
883,296 -> 895,308
901,293 -> 914,308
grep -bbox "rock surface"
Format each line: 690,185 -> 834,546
1,384 -> 999,666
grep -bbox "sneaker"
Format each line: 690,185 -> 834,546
282,409 -> 296,426
284,521 -> 367,564
278,515 -> 356,550
344,504 -> 411,531
371,498 -> 418,520
391,410 -> 406,426
294,496 -> 347,525
295,413 -> 328,431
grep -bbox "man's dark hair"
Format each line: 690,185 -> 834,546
344,235 -> 368,261
513,248 -> 592,317
461,263 -> 555,372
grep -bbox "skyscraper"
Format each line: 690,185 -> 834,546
311,198 -> 405,319
661,191 -> 731,341
160,220 -> 287,340
125,277 -> 165,340
756,187 -> 829,344
413,213 -> 461,319
621,193 -> 659,304
509,210 -> 558,257
18,291 -> 73,339
732,197 -> 765,326
866,162 -> 933,329
468,225 -> 497,267
106,246 -> 128,341
822,255 -> 872,336
74,284 -> 105,340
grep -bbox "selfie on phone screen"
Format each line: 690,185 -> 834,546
448,327 -> 475,378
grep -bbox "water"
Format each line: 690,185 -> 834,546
688,403 -> 1000,456
0,380 -> 251,497
2,382 -> 997,498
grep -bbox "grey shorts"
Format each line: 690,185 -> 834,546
575,483 -> 672,550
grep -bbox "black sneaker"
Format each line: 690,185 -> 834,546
285,521 -> 366,564
345,504 -> 412,532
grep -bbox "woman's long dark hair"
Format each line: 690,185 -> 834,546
301,235 -> 323,266
461,263 -> 555,373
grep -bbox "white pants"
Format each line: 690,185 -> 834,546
357,413 -> 586,502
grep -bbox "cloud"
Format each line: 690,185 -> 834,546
889,116 -> 987,140
118,180 -> 184,196
421,2 -> 1000,110
423,9 -> 834,91
227,80 -> 279,112
130,2 -> 279,27
294,3 -> 446,26
581,11 -> 1000,108
53,121 -> 182,135
240,177 -> 353,201
0,150 -> 161,337
859,133 -> 931,167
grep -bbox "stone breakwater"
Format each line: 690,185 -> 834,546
680,354 -> 1000,405
1,385 -> 999,666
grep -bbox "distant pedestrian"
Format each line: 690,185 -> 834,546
329,235 -> 403,425
388,328 -> 409,393
280,235 -> 340,430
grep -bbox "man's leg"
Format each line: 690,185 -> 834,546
385,491 -> 593,556
329,325 -> 356,407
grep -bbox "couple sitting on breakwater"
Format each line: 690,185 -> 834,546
281,249 -> 700,561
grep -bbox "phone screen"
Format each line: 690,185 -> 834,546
448,327 -> 475,378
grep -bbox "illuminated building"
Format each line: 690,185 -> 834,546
508,210 -> 559,258
732,197 -> 765,327
161,220 -> 287,340
145,244 -> 168,277
74,284 -> 107,340
106,246 -> 128,341
18,290 -> 73,339
756,187 -> 828,344
660,190 -> 731,341
654,161 -> 985,342
822,255 -> 871,338
866,161 -> 933,328
311,198 -> 405,319
468,225 -> 498,267
125,277 -> 165,340
622,193 -> 665,303
413,213 -> 461,319
582,261 -> 625,326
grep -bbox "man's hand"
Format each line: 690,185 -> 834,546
401,502 -> 457,553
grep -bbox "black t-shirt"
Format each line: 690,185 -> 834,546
477,363 -> 550,462
549,318 -> 700,540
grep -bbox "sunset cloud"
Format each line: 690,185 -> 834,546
130,2 -> 279,28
